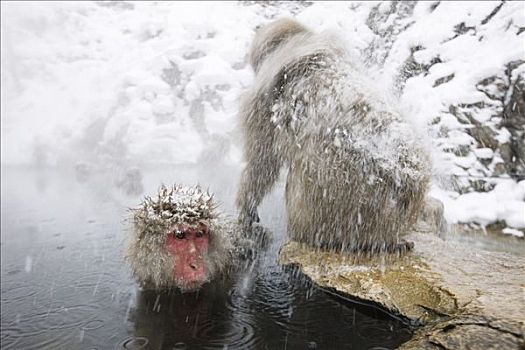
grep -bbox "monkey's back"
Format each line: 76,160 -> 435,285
262,33 -> 430,251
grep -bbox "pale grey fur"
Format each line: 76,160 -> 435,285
236,19 -> 431,253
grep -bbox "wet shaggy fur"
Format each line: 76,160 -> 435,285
236,19 -> 431,253
126,184 -> 238,291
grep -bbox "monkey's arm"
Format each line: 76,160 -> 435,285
236,94 -> 283,226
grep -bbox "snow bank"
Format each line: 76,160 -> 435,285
430,180 -> 525,229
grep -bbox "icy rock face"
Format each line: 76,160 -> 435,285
363,1 -> 419,69
446,61 -> 525,188
501,67 -> 525,179
438,65 -> 525,231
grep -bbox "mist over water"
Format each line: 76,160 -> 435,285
1,166 -> 412,349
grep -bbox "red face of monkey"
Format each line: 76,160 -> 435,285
164,223 -> 210,290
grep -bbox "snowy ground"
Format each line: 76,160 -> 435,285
1,1 -> 524,232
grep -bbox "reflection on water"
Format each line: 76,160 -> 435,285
1,166 -> 412,349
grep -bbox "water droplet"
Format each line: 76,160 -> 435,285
82,319 -> 104,330
120,336 -> 149,349
172,342 -> 187,350
306,341 -> 317,349
24,256 -> 32,273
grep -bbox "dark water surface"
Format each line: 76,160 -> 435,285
1,166 -> 412,349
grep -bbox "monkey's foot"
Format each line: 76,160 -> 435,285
364,240 -> 414,254
392,240 -> 414,254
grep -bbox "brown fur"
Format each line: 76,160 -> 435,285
236,19 -> 431,253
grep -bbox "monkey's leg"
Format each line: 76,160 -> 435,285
236,144 -> 282,228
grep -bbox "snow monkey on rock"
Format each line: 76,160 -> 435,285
126,184 -> 258,292
236,18 -> 431,253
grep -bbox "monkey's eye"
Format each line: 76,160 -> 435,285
196,230 -> 205,238
175,230 -> 185,239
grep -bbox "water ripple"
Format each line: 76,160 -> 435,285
119,336 -> 149,349
1,282 -> 41,305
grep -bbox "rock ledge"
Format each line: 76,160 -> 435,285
278,232 -> 524,349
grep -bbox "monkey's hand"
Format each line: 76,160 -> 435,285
235,223 -> 272,260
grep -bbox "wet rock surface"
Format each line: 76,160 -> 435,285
279,231 -> 525,349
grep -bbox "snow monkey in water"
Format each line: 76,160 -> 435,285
236,18 -> 431,253
126,184 -> 259,292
